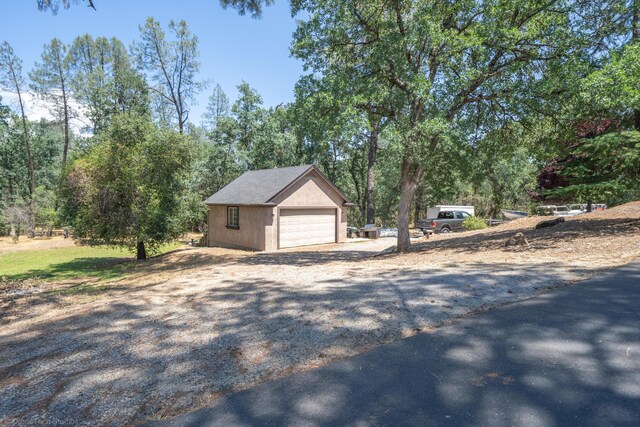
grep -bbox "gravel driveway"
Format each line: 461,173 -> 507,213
1,206 -> 639,426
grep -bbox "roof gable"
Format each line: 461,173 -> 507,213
205,164 -> 350,206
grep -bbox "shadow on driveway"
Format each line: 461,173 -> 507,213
149,261 -> 640,427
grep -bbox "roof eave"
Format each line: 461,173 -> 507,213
266,164 -> 353,205
204,202 -> 278,207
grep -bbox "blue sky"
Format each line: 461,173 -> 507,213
0,0 -> 304,123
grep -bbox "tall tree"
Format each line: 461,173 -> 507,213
29,38 -> 72,174
250,105 -> 298,170
291,0 -> 607,251
294,72 -> 391,225
231,81 -> 263,152
60,113 -> 193,259
203,83 -> 230,130
201,114 -> 244,193
133,18 -> 202,133
632,0 -> 640,129
67,35 -> 149,134
364,114 -> 386,224
0,96 -> 19,204
0,42 -> 36,231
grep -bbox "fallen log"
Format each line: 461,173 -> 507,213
535,217 -> 565,229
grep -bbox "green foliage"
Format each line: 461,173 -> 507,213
60,113 -> 193,258
34,186 -> 58,231
250,106 -> 299,170
31,119 -> 64,187
28,38 -> 71,126
551,131 -> 640,205
219,0 -> 274,18
192,82 -> 302,208
203,83 -> 230,130
580,43 -> 640,120
289,0 -> 608,250
463,216 -> 488,231
67,35 -> 150,134
0,211 -> 6,236
232,81 -> 264,153
1,203 -> 29,237
8,9 -> 640,252
0,41 -> 37,216
462,124 -> 540,217
373,141 -> 402,226
0,101 -> 23,204
0,42 -> 26,94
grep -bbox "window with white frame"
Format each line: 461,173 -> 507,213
227,206 -> 239,228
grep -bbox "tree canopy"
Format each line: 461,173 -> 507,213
60,114 -> 193,259
4,1 -> 639,254
290,0 -> 615,251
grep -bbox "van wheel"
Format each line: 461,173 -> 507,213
440,226 -> 451,233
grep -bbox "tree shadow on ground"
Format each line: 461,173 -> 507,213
237,248 -> 386,267
162,217 -> 639,269
146,262 -> 640,427
0,258 -> 625,426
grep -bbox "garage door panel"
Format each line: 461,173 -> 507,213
279,209 -> 336,248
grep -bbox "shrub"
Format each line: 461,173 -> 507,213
463,216 -> 488,231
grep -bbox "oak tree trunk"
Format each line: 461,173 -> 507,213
397,157 -> 424,252
136,241 -> 147,260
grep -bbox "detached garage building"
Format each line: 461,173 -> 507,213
205,165 -> 353,251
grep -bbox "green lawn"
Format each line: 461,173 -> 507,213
0,243 -> 182,283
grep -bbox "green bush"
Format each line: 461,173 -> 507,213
463,216 -> 488,231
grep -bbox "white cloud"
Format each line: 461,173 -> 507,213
0,90 -> 91,136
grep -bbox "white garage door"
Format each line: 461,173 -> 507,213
279,209 -> 336,248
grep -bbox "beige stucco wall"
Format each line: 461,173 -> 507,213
207,170 -> 349,251
272,170 -> 348,244
207,205 -> 277,251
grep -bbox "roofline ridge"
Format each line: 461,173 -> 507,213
204,163 -> 352,206
263,164 -> 315,203
246,164 -> 313,173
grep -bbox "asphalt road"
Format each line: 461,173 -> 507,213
146,261 -> 640,427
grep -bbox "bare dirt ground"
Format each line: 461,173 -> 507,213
1,202 -> 639,426
0,235 -> 76,255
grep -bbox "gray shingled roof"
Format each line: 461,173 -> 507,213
205,164 -> 316,205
